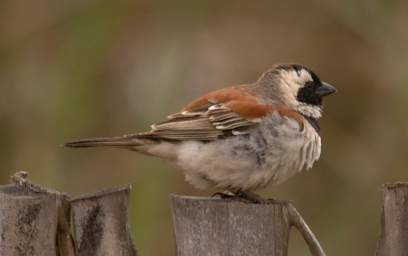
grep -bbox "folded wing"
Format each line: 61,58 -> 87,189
135,86 -> 271,141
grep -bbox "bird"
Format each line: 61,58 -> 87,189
65,64 -> 336,203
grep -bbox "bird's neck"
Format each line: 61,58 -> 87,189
295,103 -> 322,119
251,82 -> 323,120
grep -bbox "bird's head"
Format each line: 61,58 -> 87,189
255,64 -> 336,119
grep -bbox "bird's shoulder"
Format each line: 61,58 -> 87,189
179,85 -> 273,119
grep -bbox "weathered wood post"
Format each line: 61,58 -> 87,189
0,184 -> 59,255
0,172 -> 137,256
171,195 -> 325,256
376,183 -> 408,256
71,187 -> 137,256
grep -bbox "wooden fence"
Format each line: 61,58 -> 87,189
0,172 -> 406,255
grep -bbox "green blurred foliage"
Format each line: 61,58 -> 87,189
1,0 -> 408,255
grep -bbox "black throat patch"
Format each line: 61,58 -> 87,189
302,115 -> 320,134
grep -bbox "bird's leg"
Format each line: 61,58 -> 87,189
211,190 -> 235,199
212,190 -> 256,203
213,189 -> 265,203
213,190 -> 276,204
234,190 -> 265,203
235,190 -> 290,204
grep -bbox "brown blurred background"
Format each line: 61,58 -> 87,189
1,0 -> 407,255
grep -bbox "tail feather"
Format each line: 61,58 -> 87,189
64,135 -> 143,148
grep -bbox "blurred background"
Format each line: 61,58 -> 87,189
1,0 -> 407,255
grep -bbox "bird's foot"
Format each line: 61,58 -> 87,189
211,191 -> 235,199
234,191 -> 265,204
212,191 -> 254,203
213,190 -> 271,204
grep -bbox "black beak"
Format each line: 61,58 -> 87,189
316,82 -> 337,97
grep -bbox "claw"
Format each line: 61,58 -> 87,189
212,191 -> 234,199
213,190 -> 271,204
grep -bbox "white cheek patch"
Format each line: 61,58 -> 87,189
279,69 -> 313,93
277,69 -> 313,105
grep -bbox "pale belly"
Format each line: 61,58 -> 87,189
173,117 -> 321,191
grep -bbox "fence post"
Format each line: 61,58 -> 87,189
0,172 -> 137,256
71,187 -> 137,256
0,184 -> 59,255
376,183 -> 408,256
170,194 -> 325,256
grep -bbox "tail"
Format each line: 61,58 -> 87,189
64,135 -> 143,149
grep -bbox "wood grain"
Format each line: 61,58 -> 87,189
171,195 -> 325,256
0,172 -> 137,256
376,183 -> 408,256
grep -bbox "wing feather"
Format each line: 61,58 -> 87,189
152,116 -> 214,130
136,103 -> 259,141
132,86 -> 285,141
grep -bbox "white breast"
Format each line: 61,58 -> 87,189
261,113 -> 321,185
172,112 -> 321,191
